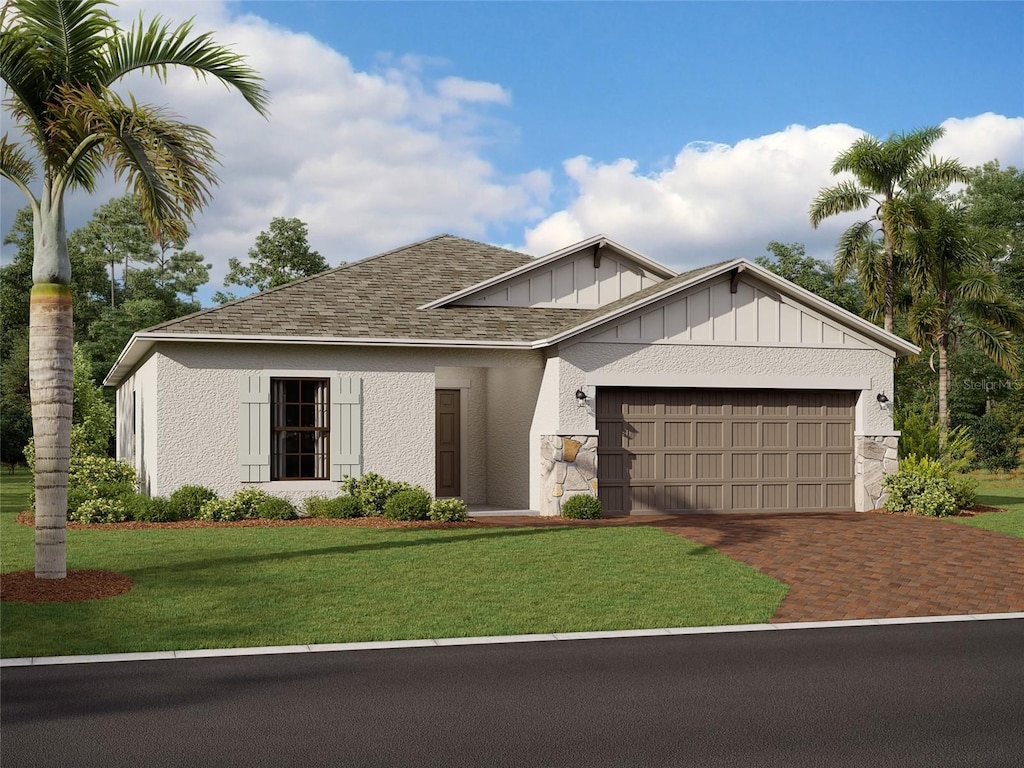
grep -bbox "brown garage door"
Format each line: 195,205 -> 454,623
597,388 -> 855,514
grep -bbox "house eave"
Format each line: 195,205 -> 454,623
103,332 -> 539,387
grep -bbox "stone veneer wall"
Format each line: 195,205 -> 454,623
539,435 -> 598,516
856,435 -> 899,511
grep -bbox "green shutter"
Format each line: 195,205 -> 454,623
330,376 -> 362,481
239,375 -> 270,482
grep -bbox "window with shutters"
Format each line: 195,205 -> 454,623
271,378 -> 329,480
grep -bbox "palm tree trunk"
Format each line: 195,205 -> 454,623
937,337 -> 949,449
882,229 -> 895,334
30,196 -> 73,579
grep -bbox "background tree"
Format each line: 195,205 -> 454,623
904,201 -> 1024,443
809,126 -> 969,332
958,162 -> 1024,303
0,0 -> 267,578
72,194 -> 155,307
754,241 -> 863,314
216,217 -> 327,302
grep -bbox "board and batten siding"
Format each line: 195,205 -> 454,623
238,374 -> 363,483
454,251 -> 663,308
589,277 -> 871,348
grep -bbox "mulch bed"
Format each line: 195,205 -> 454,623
870,504 -> 1008,518
14,511 -> 481,530
1,569 -> 134,604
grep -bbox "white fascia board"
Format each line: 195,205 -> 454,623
418,234 -> 677,310
103,332 -> 537,387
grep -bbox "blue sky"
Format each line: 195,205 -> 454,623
2,1 -> 1023,303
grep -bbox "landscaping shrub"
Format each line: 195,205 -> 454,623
123,493 -> 174,523
305,495 -> 364,519
257,495 -> 297,520
199,488 -> 286,521
70,497 -> 130,524
168,485 -> 219,520
561,494 -> 602,519
429,497 -> 468,522
384,487 -> 432,521
69,455 -> 137,488
341,472 -> 412,516
883,455 -> 977,517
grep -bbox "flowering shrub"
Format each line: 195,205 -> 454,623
70,497 -> 130,524
341,473 -> 412,516
883,455 -> 976,517
428,498 -> 468,522
198,488 -> 295,521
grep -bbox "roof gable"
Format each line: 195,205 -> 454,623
420,235 -> 676,310
542,259 -> 920,357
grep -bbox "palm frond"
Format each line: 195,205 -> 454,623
12,0 -> 114,86
0,133 -> 39,205
960,319 -> 1021,376
833,220 -> 874,279
886,127 -> 944,175
809,181 -> 872,227
906,293 -> 945,345
104,13 -> 269,115
82,92 -> 218,242
906,157 -> 970,195
0,10 -> 52,141
962,294 -> 1024,336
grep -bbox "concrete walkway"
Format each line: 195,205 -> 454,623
477,512 -> 1024,622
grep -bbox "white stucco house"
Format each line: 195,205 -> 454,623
105,234 -> 919,516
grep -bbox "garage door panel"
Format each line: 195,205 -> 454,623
826,422 -> 852,447
827,483 -> 852,508
732,453 -> 758,479
624,421 -> 656,448
664,453 -> 692,480
797,484 -> 822,509
695,422 -> 723,447
695,485 -> 723,510
597,387 -> 855,514
796,453 -> 823,478
796,422 -> 823,447
761,453 -> 788,479
826,453 -> 853,478
630,453 -> 658,481
762,484 -> 789,508
731,484 -> 759,509
762,422 -> 788,447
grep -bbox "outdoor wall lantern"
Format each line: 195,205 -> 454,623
876,392 -> 890,406
575,388 -> 588,407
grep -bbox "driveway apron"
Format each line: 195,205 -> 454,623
479,512 -> 1024,622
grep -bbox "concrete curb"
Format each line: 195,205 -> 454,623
3,613 -> 1021,668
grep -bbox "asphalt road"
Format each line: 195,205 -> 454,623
2,620 -> 1022,768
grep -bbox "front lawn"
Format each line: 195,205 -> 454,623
949,469 -> 1024,538
0,469 -> 786,658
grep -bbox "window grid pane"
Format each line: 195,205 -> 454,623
271,378 -> 330,480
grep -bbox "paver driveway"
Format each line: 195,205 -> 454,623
479,512 -> 1024,622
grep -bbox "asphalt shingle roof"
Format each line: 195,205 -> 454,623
147,235 -> 594,343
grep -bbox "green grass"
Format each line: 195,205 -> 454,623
0,468 -> 786,658
948,469 -> 1024,538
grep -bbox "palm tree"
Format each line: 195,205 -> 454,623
809,127 -> 969,332
1,0 -> 268,578
905,201 -> 1024,443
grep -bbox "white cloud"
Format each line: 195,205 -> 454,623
523,116 -> 1024,271
1,0 -> 549,293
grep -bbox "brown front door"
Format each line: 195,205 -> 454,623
435,389 -> 461,497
